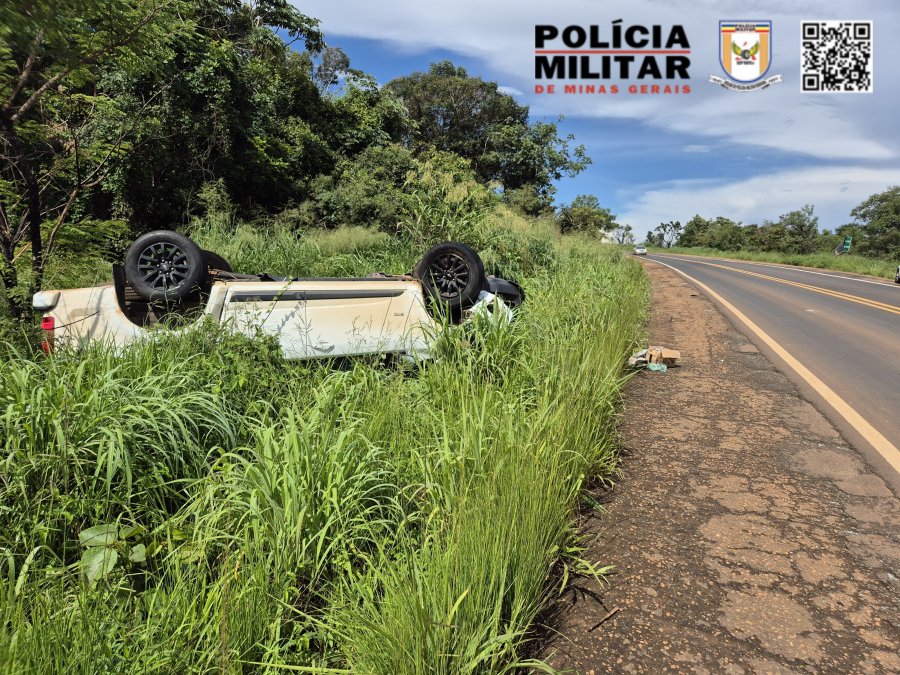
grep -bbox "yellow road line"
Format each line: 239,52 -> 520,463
655,254 -> 900,316
666,253 -> 898,289
648,257 -> 900,476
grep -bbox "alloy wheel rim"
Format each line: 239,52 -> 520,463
137,242 -> 192,290
428,252 -> 470,299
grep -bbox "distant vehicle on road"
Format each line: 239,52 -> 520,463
634,245 -> 648,256
895,264 -> 900,284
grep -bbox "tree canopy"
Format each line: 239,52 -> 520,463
557,195 -> 617,235
672,195 -> 900,259
850,185 -> 900,257
653,220 -> 683,248
0,0 -> 410,310
387,61 -> 590,213
1,0 -> 200,295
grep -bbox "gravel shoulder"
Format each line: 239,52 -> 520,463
542,261 -> 900,674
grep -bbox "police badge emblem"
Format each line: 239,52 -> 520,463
710,21 -> 782,91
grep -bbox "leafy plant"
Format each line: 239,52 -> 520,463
78,523 -> 148,586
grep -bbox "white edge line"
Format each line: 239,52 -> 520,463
657,253 -> 899,289
646,257 -> 900,476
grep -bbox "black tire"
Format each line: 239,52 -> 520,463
486,276 -> 525,308
202,249 -> 233,273
124,231 -> 205,302
413,242 -> 487,310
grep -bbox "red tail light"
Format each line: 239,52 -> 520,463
41,316 -> 55,353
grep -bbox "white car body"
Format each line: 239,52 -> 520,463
33,277 -> 448,359
634,246 -> 648,255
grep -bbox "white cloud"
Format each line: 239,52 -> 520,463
642,88 -> 893,161
299,0 -> 899,235
498,85 -> 524,97
617,166 -> 898,236
300,0 -> 899,162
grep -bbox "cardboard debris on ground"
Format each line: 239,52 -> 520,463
628,346 -> 681,372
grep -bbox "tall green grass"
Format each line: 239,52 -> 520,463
189,203 -> 558,283
0,219 -> 647,672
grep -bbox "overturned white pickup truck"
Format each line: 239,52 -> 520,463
32,231 -> 524,359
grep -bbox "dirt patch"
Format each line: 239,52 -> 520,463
719,590 -> 822,663
793,552 -> 847,585
541,262 -> 900,673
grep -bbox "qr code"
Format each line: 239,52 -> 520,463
801,21 -> 873,93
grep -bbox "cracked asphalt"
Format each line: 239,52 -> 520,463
542,262 -> 900,674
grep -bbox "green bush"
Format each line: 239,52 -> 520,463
0,224 -> 647,672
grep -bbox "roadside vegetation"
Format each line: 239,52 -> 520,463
0,205 -> 647,670
641,194 -> 900,277
0,0 -> 603,319
0,4 -> 648,669
648,246 -> 898,280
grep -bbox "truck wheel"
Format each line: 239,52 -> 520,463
202,250 -> 233,273
414,242 -> 487,310
124,231 -> 205,302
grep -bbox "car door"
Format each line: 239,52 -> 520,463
220,280 -> 414,359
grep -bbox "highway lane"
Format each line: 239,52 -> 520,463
643,253 -> 900,489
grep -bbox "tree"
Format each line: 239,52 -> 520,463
614,223 -> 635,245
816,227 -> 842,254
780,205 -> 819,254
490,120 -> 591,212
654,220 -> 683,248
677,214 -> 711,247
849,186 -> 900,257
114,1 -> 332,230
752,220 -> 790,251
0,0 -> 333,315
645,230 -> 664,247
0,0 -> 192,312
313,46 -> 376,94
504,185 -> 552,216
705,217 -> 746,250
386,61 -> 590,213
315,46 -> 351,92
557,195 -> 617,235
306,143 -> 416,230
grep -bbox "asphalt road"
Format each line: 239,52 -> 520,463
546,261 -> 900,671
643,252 -> 900,490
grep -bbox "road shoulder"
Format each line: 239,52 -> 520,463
542,261 -> 900,673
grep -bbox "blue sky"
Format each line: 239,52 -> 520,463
297,1 -> 899,240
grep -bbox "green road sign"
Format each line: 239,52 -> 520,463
834,236 -> 852,256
